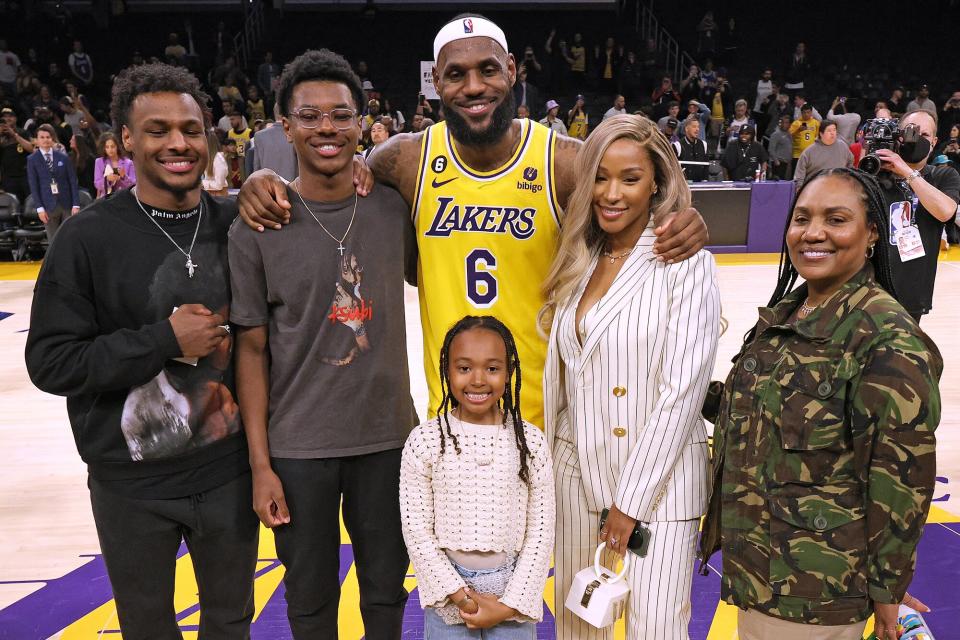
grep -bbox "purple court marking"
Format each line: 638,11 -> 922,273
2,525 -> 956,639
0,311 -> 12,322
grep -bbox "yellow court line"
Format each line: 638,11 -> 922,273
0,261 -> 42,280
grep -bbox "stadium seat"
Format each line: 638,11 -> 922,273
0,193 -> 19,261
14,195 -> 49,261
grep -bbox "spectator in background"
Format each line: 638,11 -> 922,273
410,109 -> 426,132
753,68 -> 774,116
827,96 -> 861,143
767,114 -> 794,180
792,120 -> 853,188
32,85 -> 59,116
381,98 -> 405,133
567,94 -> 589,140
603,94 -> 626,120
784,42 -> 809,93
227,113 -> 252,160
637,37 -> 662,90
906,84 -> 937,117
26,123 -> 80,241
703,67 -> 731,141
679,64 -> 703,104
47,62 -> 66,88
686,99 -> 712,141
246,85 -> 266,122
792,94 -> 822,121
253,105 -> 298,182
722,124 -> 767,180
789,104 -> 820,173
662,117 -> 680,144
257,51 -> 281,102
595,36 -> 621,95
539,99 -> 568,135
725,99 -> 753,143
512,65 -> 540,120
938,90 -> 960,139
222,137 -> 243,188
94,132 -> 135,198
700,59 -> 717,91
520,45 -> 544,88
69,133 -> 95,195
543,28 -> 564,95
67,40 -> 93,87
164,33 -> 187,62
721,18 -> 740,66
937,124 -> 960,168
618,51 -> 644,105
364,120 -> 389,159
0,107 -> 33,203
657,101 -> 681,131
888,87 -> 906,116
674,116 -> 709,181
202,130 -> 228,196
0,39 -> 20,97
59,96 -> 84,130
763,89 -> 790,138
652,75 -> 680,119
568,33 -> 587,89
697,11 -> 718,57
217,102 -> 248,134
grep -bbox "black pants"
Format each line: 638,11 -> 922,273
89,472 -> 259,640
272,448 -> 409,640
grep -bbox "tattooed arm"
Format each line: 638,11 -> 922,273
368,132 -> 425,210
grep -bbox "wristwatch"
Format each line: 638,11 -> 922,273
905,169 -> 922,183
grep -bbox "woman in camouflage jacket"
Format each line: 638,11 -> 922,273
698,168 -> 943,640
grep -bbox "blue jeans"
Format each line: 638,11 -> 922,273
423,607 -> 537,639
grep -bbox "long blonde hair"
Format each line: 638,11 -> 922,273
538,114 -> 691,334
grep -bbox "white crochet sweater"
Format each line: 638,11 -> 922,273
399,417 -> 555,621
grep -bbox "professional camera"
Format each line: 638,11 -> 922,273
859,118 -> 925,175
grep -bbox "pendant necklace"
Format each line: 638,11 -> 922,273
601,246 -> 633,264
293,183 -> 358,256
453,411 -> 503,467
133,187 -> 202,278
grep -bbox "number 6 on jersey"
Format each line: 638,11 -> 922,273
466,249 -> 498,308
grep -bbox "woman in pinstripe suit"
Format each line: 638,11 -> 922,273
539,114 -> 721,639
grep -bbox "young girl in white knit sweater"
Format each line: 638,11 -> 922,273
400,316 -> 555,638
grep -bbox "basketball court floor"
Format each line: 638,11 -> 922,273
1,251 -> 958,639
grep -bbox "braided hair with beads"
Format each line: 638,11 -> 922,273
744,168 -> 899,344
436,316 -> 533,484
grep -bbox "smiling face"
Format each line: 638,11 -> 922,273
283,80 -> 360,180
448,327 -> 508,424
434,37 -> 516,147
787,174 -> 877,298
122,91 -> 207,207
593,138 -> 655,243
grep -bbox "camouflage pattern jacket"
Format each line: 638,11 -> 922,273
698,265 -> 942,625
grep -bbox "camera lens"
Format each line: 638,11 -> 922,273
860,154 -> 882,175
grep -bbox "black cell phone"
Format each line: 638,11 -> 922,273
600,508 -> 651,557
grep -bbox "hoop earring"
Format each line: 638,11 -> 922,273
866,244 -> 875,259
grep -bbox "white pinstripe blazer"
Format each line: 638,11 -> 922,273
543,225 -> 721,522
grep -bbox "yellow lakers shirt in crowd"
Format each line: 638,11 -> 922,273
413,119 -> 561,428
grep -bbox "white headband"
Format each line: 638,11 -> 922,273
433,16 -> 508,61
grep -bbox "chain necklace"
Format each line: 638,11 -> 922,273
132,187 -> 203,278
799,298 -> 818,318
601,246 -> 633,264
293,183 -> 358,256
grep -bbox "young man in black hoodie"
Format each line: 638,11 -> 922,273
25,63 -> 258,639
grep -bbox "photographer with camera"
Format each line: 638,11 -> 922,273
1,107 -> 34,204
873,110 -> 960,322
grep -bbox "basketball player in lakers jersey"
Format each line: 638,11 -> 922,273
238,18 -> 708,427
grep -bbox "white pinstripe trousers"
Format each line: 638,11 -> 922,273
553,438 -> 699,640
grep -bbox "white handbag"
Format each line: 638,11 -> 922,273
563,542 -> 631,628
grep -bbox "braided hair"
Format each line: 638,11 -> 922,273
436,315 -> 533,484
748,168 -> 899,343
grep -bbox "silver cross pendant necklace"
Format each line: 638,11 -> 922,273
132,187 -> 204,278
293,182 -> 358,256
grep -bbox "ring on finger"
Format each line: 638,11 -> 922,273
610,537 -> 619,545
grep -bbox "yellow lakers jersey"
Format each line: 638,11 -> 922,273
413,119 -> 561,428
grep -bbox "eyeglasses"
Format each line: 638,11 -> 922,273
289,108 -> 357,130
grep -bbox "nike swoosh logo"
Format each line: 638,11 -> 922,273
431,176 -> 458,188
